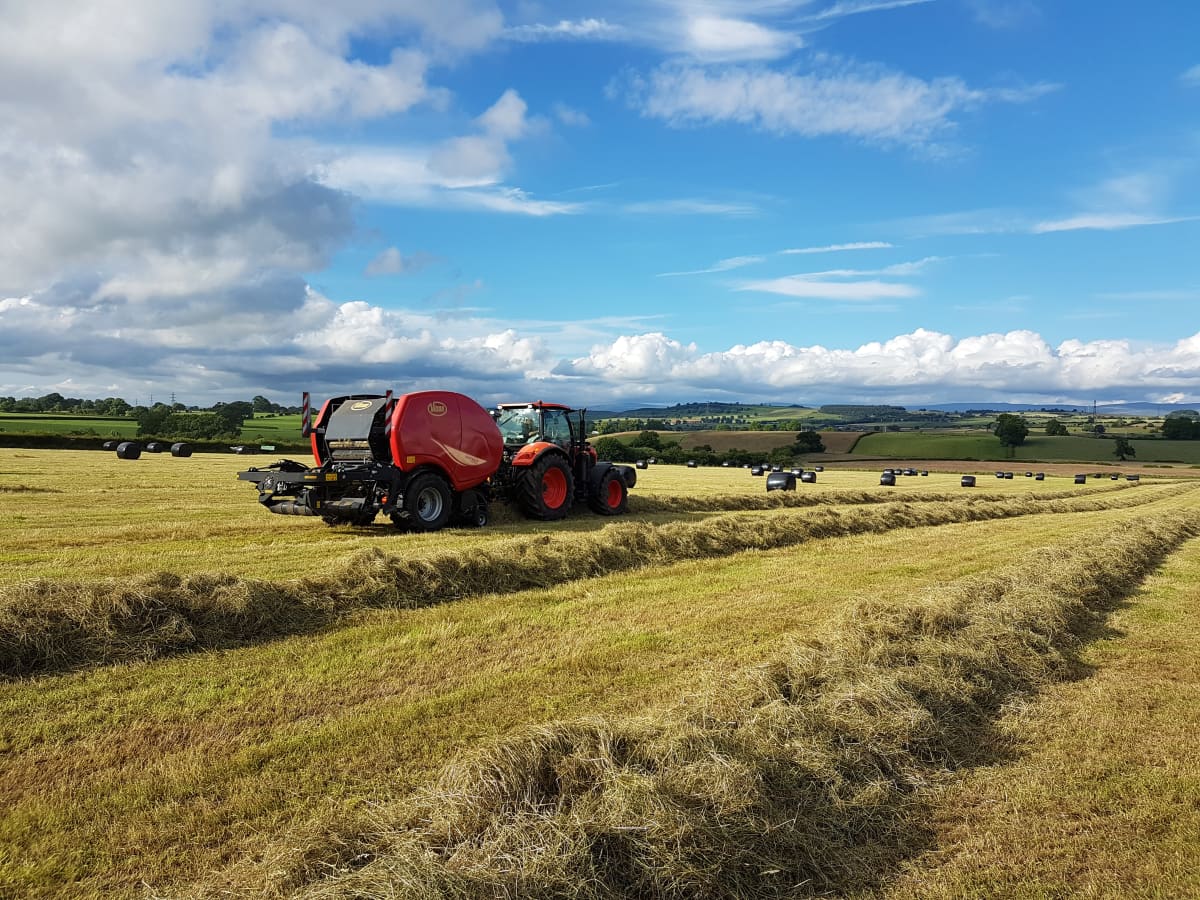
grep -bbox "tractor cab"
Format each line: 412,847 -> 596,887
495,402 -> 578,450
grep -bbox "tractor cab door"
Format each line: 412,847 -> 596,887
541,407 -> 574,448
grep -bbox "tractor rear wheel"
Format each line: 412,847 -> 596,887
588,467 -> 628,515
397,472 -> 452,531
517,454 -> 574,520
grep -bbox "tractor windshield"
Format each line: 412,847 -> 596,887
496,406 -> 540,445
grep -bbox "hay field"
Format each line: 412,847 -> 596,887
1,448 -> 1198,898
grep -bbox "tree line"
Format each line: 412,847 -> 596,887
0,393 -> 299,439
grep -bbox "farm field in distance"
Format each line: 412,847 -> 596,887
1,447 -> 1199,897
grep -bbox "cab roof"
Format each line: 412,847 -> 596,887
497,401 -> 576,412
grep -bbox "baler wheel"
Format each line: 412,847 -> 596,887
400,472 -> 452,532
588,467 -> 628,516
517,454 -> 574,520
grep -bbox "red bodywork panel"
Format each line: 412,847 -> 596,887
389,390 -> 503,491
511,440 -> 559,467
310,398 -> 334,465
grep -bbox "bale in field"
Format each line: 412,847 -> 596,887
115,441 -> 142,460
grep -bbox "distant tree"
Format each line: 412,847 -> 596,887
1092,423 -> 1106,436
792,431 -> 825,453
212,400 -> 254,431
1044,418 -> 1069,436
634,430 -> 662,450
252,395 -> 275,414
994,413 -> 1030,448
1162,416 -> 1200,440
1112,436 -> 1135,461
592,437 -> 632,462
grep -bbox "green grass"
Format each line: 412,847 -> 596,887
0,413 -> 137,438
854,431 -> 1200,464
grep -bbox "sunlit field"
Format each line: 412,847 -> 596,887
1,447 -> 1198,898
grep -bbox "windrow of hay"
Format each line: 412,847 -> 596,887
629,484 -> 1128,514
0,483 -> 1188,680
288,512 -> 1200,900
0,484 -> 63,493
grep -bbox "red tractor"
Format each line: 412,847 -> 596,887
490,401 -> 635,520
236,392 -> 634,531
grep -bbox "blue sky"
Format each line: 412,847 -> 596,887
1,1 -> 1197,408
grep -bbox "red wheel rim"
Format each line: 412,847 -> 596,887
542,467 -> 568,508
606,478 -> 623,508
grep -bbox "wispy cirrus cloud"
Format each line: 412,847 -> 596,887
657,255 -> 766,277
738,275 -> 920,301
782,241 -> 893,254
504,18 -> 623,42
618,60 -> 1058,149
1183,64 -> 1200,85
622,198 -> 759,216
1031,213 -> 1196,233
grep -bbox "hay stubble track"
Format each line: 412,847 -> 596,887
1,449 -> 1198,898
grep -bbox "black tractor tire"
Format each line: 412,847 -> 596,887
588,467 -> 629,515
399,472 -> 452,532
517,453 -> 574,520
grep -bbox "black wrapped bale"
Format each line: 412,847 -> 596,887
686,460 -> 698,468
145,441 -> 168,453
1074,474 -> 1087,484
1110,473 -> 1120,480
920,470 -> 929,476
116,442 -> 142,460
1035,472 -> 1045,481
814,465 -> 824,472
880,472 -> 896,486
961,475 -> 976,487
170,442 -> 193,458
1025,471 -> 1033,477
635,459 -> 648,470
101,440 -> 118,451
751,466 -> 764,476
1004,472 -> 1014,480
766,471 -> 796,492
800,471 -> 816,483
1127,474 -> 1140,481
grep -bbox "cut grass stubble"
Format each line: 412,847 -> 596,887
290,511 -> 1200,899
1,484 -> 1184,680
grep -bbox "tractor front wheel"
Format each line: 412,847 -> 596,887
397,472 -> 452,532
589,467 -> 629,515
517,454 -> 574,520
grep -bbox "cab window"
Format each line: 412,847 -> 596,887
542,409 -> 573,446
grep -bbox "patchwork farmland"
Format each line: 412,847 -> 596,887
1,449 -> 1198,898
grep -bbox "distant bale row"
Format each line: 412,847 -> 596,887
101,441 -> 192,458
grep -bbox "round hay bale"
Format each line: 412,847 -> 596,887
814,465 -> 824,472
116,441 -> 142,460
101,440 -> 118,451
648,457 -> 657,465
635,459 -> 648,470
145,441 -> 168,453
1127,474 -> 1140,481
1025,471 -> 1033,477
800,471 -> 816,483
920,470 -> 929,476
721,461 -> 731,467
995,471 -> 1005,479
751,466 -> 764,476
1004,472 -> 1014,479
686,460 -> 698,468
770,465 -> 783,473
170,442 -> 193,458
1035,472 -> 1045,481
880,472 -> 896,486
961,475 -> 976,487
766,471 -> 796,492
790,468 -> 803,476
1074,474 -> 1087,484
1110,473 -> 1120,480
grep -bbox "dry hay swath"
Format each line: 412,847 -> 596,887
0,484 -> 64,494
283,511 -> 1200,900
0,483 -> 1189,680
